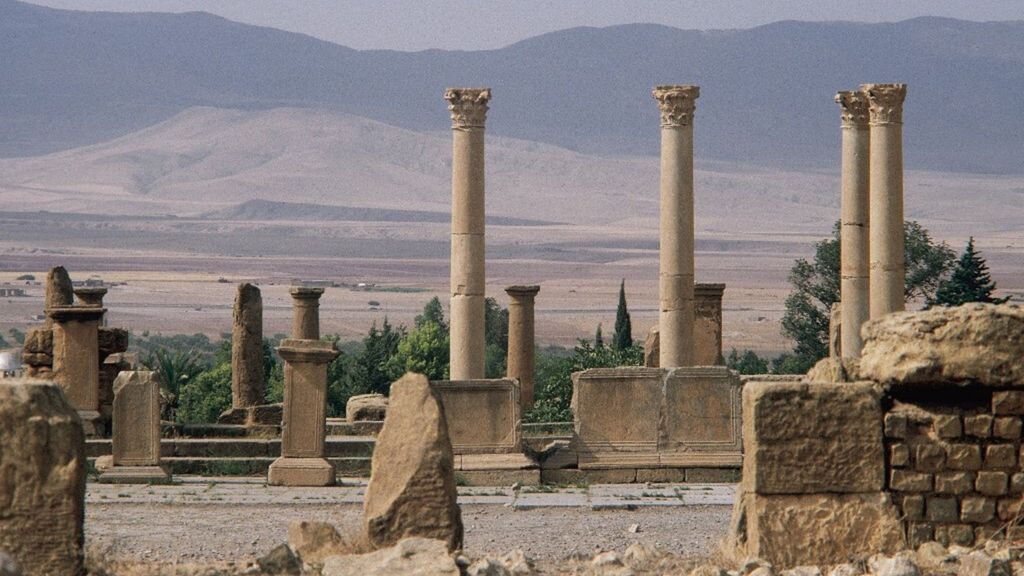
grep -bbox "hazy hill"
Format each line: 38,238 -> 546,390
1,106 -> 1021,240
1,0 -> 1022,172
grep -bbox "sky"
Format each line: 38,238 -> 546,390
26,0 -> 1024,51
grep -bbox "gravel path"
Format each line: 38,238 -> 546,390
85,479 -> 734,566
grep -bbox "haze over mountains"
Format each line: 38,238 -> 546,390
2,0 -> 1023,173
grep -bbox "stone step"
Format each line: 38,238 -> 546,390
87,456 -> 372,477
86,437 -> 376,459
325,418 -> 383,436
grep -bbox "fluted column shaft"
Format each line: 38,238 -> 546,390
445,88 -> 491,380
505,285 -> 539,408
864,83 -> 907,318
836,91 -> 870,357
653,85 -> 699,368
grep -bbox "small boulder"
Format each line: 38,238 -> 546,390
321,538 -> 459,576
287,520 -> 346,565
347,393 -> 388,422
363,373 -> 462,551
868,555 -> 918,576
916,541 -> 953,570
500,550 -> 534,575
256,543 -> 301,575
958,551 -> 1011,576
466,558 -> 511,576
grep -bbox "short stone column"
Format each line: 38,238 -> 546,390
73,286 -> 107,308
0,379 -> 86,575
653,85 -> 700,368
836,90 -> 871,356
44,266 -> 73,327
863,83 -> 907,318
48,305 -> 105,435
445,87 -> 491,380
232,283 -> 264,408
505,285 -> 539,409
290,286 -> 324,340
99,371 -> 171,484
268,339 -> 340,486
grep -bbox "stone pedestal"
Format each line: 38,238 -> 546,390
99,371 -> 171,484
268,339 -> 339,486
74,287 -> 107,308
445,87 -> 491,380
289,286 -> 324,340
653,85 -> 699,368
48,305 -> 105,435
505,285 -> 539,408
863,83 -> 907,319
221,283 -> 264,425
836,90 -> 871,356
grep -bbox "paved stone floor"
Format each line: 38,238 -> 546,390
85,477 -> 736,563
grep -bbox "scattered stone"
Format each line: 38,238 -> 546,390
0,379 -> 86,576
781,567 -> 821,576
287,520 -> 346,565
740,559 -> 772,576
0,553 -> 22,576
321,538 -> 459,576
363,373 -> 463,552
690,564 -> 729,576
628,523 -> 640,534
916,541 -> 953,569
466,558 -> 512,576
827,563 -> 863,576
499,550 -> 534,575
958,551 -> 1010,576
868,555 -> 919,576
347,393 -> 388,422
256,543 -> 301,575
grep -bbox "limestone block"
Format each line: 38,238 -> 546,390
321,538 -> 459,576
49,306 -> 104,419
860,304 -> 1024,387
98,327 -> 129,358
742,381 -> 884,494
111,372 -> 161,466
571,367 -> 662,468
364,373 -> 462,552
661,367 -> 741,466
805,357 -> 860,383
730,491 -> 905,568
0,379 -> 86,575
643,326 -> 659,368
346,394 -> 388,423
287,521 -> 345,565
21,327 -> 52,359
432,379 -> 521,454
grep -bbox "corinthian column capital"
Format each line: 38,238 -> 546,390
861,83 -> 907,125
835,90 -> 870,128
444,87 -> 491,129
652,85 -> 700,127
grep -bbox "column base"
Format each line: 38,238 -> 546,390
268,457 -> 336,487
98,465 -> 172,484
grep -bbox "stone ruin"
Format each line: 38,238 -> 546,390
732,303 -> 1024,567
22,267 -> 130,436
98,370 -> 171,484
0,379 -> 86,576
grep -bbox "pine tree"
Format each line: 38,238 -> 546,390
930,237 -> 1009,307
612,279 -> 633,351
594,323 -> 604,349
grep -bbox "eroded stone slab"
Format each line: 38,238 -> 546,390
432,379 -> 521,454
743,381 -> 883,494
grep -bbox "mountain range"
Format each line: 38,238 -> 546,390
2,0 -> 1023,173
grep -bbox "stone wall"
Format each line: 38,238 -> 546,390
733,304 -> 1024,567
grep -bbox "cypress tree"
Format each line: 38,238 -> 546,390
594,323 -> 604,349
930,237 -> 1009,307
612,279 -> 633,351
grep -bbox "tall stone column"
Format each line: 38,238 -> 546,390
290,286 -> 324,340
652,85 -> 700,368
231,283 -> 264,408
836,90 -> 871,356
863,83 -> 907,318
48,305 -> 105,434
268,339 -> 339,486
505,285 -> 539,409
445,87 -> 491,380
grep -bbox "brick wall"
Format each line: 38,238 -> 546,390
885,389 -> 1024,547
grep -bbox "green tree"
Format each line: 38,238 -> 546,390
484,297 -> 509,378
356,319 -> 405,395
726,349 -> 770,375
929,237 -> 1009,307
594,324 -> 604,349
612,279 -> 633,351
177,363 -> 232,423
140,348 -> 207,420
415,296 -> 447,331
781,220 -> 955,370
386,321 -> 449,381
